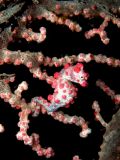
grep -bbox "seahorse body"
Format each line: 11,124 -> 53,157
32,63 -> 89,112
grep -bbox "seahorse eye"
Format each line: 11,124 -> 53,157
81,76 -> 84,79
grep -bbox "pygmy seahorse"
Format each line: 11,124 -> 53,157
32,63 -> 89,112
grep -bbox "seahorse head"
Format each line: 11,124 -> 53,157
63,63 -> 89,87
72,63 -> 89,87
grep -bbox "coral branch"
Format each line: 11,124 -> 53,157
96,79 -> 120,105
48,111 -> 91,138
17,108 -> 55,158
0,2 -> 24,24
92,101 -> 108,127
